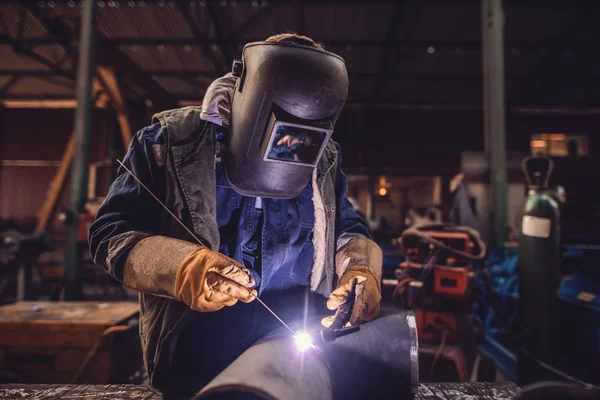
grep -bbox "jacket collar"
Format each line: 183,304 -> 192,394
200,73 -> 237,128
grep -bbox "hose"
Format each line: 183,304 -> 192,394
401,224 -> 487,261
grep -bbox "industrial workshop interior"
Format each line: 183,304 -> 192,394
1,0 -> 599,399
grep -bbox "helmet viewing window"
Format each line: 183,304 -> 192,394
260,106 -> 333,167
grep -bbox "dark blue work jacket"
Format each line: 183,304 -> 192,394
107,123 -> 369,293
91,121 -> 370,395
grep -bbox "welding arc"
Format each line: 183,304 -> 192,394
116,159 -> 297,336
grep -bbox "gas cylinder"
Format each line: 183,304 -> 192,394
517,155 -> 561,385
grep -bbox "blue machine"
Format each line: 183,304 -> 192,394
472,245 -> 519,380
556,244 -> 600,384
473,243 -> 600,384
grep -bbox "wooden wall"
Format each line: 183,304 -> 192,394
0,108 -> 114,231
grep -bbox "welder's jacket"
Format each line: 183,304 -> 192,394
89,74 -> 381,391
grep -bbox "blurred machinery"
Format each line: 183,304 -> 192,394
393,224 -> 485,381
0,198 -> 126,304
404,207 -> 442,229
0,230 -> 55,304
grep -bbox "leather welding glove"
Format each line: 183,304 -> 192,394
122,235 -> 256,312
321,265 -> 382,328
175,248 -> 257,312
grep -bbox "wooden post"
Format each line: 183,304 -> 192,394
36,133 -> 76,234
96,66 -> 133,147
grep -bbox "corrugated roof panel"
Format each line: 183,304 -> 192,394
393,48 -> 483,75
156,76 -> 202,96
6,76 -> 74,97
413,5 -> 480,42
504,50 -> 545,77
207,2 -> 263,38
327,45 -> 382,75
346,78 -> 373,102
45,3 -> 81,19
233,4 -> 292,40
0,76 -> 12,88
504,5 -> 582,42
519,81 -> 586,107
118,45 -> 217,71
0,4 -> 49,39
31,44 -> 74,71
379,79 -> 481,105
0,45 -> 53,70
187,3 -> 214,38
304,3 -> 394,41
377,79 -> 421,103
98,3 -> 195,39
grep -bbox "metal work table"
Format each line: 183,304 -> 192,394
0,383 -> 520,399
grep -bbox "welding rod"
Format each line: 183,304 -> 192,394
116,160 -> 297,336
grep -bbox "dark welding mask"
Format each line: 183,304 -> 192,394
225,41 -> 349,199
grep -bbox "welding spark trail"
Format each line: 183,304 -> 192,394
116,159 -> 296,336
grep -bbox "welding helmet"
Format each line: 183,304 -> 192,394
226,41 -> 349,198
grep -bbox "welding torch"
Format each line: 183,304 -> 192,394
294,277 -> 362,351
320,277 -> 361,342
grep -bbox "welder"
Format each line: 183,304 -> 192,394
89,33 -> 383,399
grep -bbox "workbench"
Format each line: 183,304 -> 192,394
0,382 -> 520,399
0,301 -> 141,383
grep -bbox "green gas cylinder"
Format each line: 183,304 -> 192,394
517,155 -> 561,386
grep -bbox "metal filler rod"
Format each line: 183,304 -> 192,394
116,159 -> 297,336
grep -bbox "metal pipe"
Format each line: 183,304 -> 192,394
482,0 -> 508,246
195,309 -> 418,400
63,0 -> 96,301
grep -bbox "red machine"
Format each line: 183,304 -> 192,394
393,226 -> 484,341
393,225 -> 485,381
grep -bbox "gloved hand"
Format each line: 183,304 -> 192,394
175,248 -> 257,312
321,265 -> 382,327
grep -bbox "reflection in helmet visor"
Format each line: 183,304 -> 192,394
265,123 -> 329,166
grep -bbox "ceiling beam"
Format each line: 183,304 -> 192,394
4,36 -> 599,52
372,3 -> 426,104
0,0 -> 583,4
231,6 -> 278,40
0,9 -> 7,36
292,0 -> 305,33
0,75 -> 20,95
206,1 -> 232,69
15,2 -> 26,53
37,76 -> 76,91
507,8 -> 593,105
370,1 -> 406,105
175,2 -> 226,73
4,69 -> 600,84
0,34 -> 75,80
3,95 -> 598,115
0,70 -> 73,77
26,4 -> 177,111
344,103 -> 600,114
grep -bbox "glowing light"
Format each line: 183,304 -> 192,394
378,187 -> 388,196
294,332 -> 313,352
